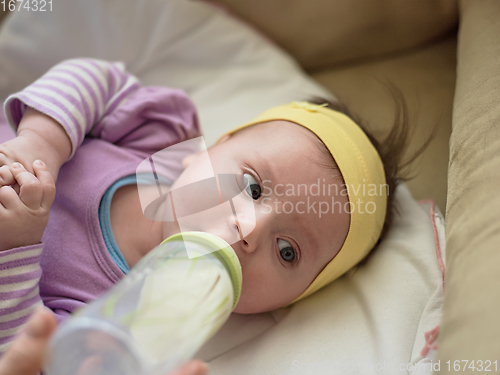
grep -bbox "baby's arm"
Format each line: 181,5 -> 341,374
4,58 -> 141,160
1,59 -> 141,181
1,58 -> 140,192
4,58 -> 200,156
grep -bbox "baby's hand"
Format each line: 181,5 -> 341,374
0,161 -> 56,251
0,119 -> 65,191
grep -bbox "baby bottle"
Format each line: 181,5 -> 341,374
44,231 -> 242,375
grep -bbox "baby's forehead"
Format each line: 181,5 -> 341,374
234,120 -> 318,142
239,124 -> 340,179
234,120 -> 331,166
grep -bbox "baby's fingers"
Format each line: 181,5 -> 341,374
32,160 -> 56,210
0,165 -> 15,187
8,162 -> 42,210
0,165 -> 19,195
0,185 -> 19,210
7,161 -> 55,211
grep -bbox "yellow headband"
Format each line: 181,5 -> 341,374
215,101 -> 387,304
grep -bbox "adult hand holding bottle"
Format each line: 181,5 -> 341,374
0,308 -> 209,375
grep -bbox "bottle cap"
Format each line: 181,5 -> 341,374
161,232 -> 243,310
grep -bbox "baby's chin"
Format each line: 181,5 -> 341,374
232,295 -> 292,314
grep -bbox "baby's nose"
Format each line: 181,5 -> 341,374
234,210 -> 268,256
233,210 -> 257,239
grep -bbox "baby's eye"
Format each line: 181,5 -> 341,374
278,239 -> 295,262
243,173 -> 261,200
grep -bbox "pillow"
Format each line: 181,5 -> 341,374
207,0 -> 459,70
0,0 -> 445,372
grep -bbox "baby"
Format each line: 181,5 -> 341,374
0,58 -> 409,354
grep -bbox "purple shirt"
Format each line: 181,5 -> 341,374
0,59 -> 201,352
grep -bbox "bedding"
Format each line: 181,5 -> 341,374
0,0 -> 447,373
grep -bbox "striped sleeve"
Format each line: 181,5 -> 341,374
0,243 -> 44,354
3,58 -> 141,160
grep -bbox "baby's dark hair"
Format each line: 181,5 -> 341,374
304,84 -> 435,253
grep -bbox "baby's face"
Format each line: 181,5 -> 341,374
162,121 -> 350,313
